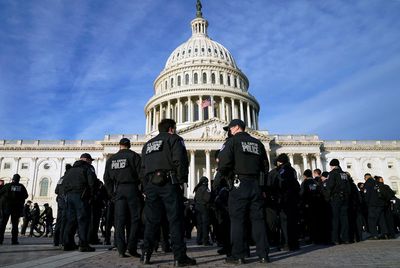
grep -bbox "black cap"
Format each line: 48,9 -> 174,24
329,159 -> 340,167
12,174 -> 21,182
119,138 -> 131,148
80,153 -> 94,161
223,119 -> 246,131
276,153 -> 289,164
43,203 -> 49,207
321,171 -> 329,178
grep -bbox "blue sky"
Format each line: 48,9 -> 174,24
0,0 -> 399,141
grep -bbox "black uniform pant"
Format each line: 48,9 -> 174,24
54,198 -> 66,246
143,181 -> 186,260
21,217 -> 30,235
64,193 -> 90,247
368,206 -> 387,237
104,201 -> 114,244
0,207 -> 21,244
330,199 -> 349,243
114,184 -> 141,254
280,205 -> 299,250
89,202 -> 103,244
195,203 -> 210,244
228,178 -> 268,259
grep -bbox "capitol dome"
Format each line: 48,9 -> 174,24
144,3 -> 260,134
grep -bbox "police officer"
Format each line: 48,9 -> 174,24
20,200 -> 32,236
0,174 -> 28,245
218,119 -> 270,264
63,153 -> 96,252
326,159 -> 350,244
140,119 -> 196,266
41,203 -> 54,237
104,138 -> 142,258
193,176 -> 212,246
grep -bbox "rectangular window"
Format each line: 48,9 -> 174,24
4,163 -> 11,169
21,163 -> 29,170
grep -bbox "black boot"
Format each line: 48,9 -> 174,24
140,251 -> 152,264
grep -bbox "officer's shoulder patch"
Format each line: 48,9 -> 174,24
279,169 -> 285,175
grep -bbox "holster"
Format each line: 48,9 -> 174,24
167,170 -> 179,185
150,171 -> 169,186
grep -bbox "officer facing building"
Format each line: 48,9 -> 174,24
0,174 -> 28,245
104,138 -> 142,258
140,119 -> 196,267
218,119 -> 270,264
62,153 -> 96,252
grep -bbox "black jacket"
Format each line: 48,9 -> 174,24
0,182 -> 28,209
141,132 -> 189,184
326,167 -> 350,201
277,163 -> 300,207
104,149 -> 141,196
364,178 -> 385,207
194,183 -> 211,205
218,131 -> 269,179
63,160 -> 96,196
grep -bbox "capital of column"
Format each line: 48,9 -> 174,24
57,157 -> 64,161
14,157 -> 21,161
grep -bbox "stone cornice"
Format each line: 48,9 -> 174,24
322,145 -> 400,151
0,146 -> 104,152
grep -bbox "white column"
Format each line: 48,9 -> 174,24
177,98 -> 181,123
0,157 -> 3,173
199,96 -> 203,121
167,101 -> 171,118
288,153 -> 294,166
210,95 -> 215,118
256,112 -> 259,129
311,156 -> 316,171
239,100 -> 244,121
231,98 -> 235,119
14,157 -> 20,175
246,102 -> 251,128
221,97 -> 226,121
205,150 -> 211,189
188,97 -> 192,123
152,107 -> 156,131
159,103 -> 163,120
302,153 -> 308,171
190,150 -> 196,196
31,157 -> 39,199
252,107 -> 256,129
58,157 -> 64,179
316,153 -> 322,169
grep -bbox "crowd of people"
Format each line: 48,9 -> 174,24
0,118 -> 399,266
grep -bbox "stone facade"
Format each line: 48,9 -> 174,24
1,6 -> 399,211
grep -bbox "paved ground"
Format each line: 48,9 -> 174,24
1,234 -> 400,267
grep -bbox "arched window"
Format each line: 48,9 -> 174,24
219,74 -> 224,85
194,104 -> 199,121
183,103 -> 189,122
177,76 -> 181,86
185,74 -> 189,85
39,178 -> 49,197
227,75 -> 231,86
202,72 -> 207,84
194,73 -> 198,84
171,78 -> 174,88
234,76 -> 237,87
211,73 -> 216,84
165,80 -> 168,90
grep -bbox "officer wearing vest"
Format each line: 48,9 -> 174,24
218,119 -> 270,264
0,174 -> 28,245
103,138 -> 142,258
326,158 -> 350,244
140,119 -> 196,267
63,153 -> 96,252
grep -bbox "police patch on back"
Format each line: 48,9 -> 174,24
111,159 -> 127,169
11,185 -> 22,192
146,140 -> 163,154
241,142 -> 260,155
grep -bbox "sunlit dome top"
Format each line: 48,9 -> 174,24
164,12 -> 238,70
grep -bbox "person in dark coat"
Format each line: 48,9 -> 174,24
194,176 -> 212,246
29,203 -> 41,237
41,203 -> 54,237
0,174 -> 28,245
20,200 -> 32,236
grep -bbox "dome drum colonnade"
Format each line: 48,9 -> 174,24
144,13 -> 260,134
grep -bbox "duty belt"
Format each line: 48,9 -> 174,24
235,174 -> 258,180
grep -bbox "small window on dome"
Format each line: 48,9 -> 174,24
185,74 -> 189,85
234,76 -> 237,87
194,73 -> 198,84
202,73 -> 207,84
177,76 -> 181,86
171,78 -> 174,88
165,81 -> 168,90
195,48 -> 198,53
182,51 -> 185,55
227,75 -> 231,86
201,47 -> 205,52
177,53 -> 180,57
189,49 -> 191,54
219,74 -> 224,85
214,49 -> 217,54
211,73 -> 216,84
208,48 -> 211,53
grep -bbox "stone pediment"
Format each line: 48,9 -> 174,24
177,118 -> 269,141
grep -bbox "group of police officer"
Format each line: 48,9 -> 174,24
1,118 -> 399,267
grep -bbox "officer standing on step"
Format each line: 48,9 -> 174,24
218,119 -> 270,264
104,138 -> 142,258
140,119 -> 196,267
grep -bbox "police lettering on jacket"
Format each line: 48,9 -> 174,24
145,140 -> 163,154
111,159 -> 127,169
241,142 -> 260,155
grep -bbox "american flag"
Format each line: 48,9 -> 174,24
201,97 -> 212,108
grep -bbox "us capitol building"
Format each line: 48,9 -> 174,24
1,4 -> 399,209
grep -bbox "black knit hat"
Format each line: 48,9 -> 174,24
329,159 -> 340,167
276,153 -> 289,164
119,138 -> 131,148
